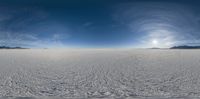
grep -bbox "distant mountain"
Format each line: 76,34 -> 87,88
149,47 -> 161,49
0,46 -> 28,49
170,45 -> 200,49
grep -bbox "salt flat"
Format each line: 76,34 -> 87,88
0,49 -> 200,99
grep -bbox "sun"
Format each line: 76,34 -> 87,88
152,39 -> 158,45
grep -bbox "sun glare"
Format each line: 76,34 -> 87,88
152,39 -> 158,45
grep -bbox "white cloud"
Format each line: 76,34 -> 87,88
113,2 -> 200,48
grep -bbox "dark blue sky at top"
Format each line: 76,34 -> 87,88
1,0 -> 200,48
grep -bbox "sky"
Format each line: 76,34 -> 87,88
0,0 -> 200,48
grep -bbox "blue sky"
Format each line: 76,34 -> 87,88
0,0 -> 200,48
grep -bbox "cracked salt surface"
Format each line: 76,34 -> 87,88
0,49 -> 200,99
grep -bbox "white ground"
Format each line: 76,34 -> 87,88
0,49 -> 200,99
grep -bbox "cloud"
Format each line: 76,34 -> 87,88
83,22 -> 93,27
113,2 -> 200,47
0,5 -> 71,48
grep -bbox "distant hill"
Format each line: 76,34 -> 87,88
0,46 -> 28,49
170,45 -> 200,49
149,47 -> 161,49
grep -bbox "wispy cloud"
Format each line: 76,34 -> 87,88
113,2 -> 200,48
0,5 -> 72,48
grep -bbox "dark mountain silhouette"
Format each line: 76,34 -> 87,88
170,45 -> 200,49
0,46 -> 28,49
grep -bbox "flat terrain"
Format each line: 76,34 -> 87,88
0,49 -> 200,99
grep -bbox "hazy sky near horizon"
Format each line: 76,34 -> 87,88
0,0 -> 200,48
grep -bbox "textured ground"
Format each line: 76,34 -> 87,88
0,49 -> 200,99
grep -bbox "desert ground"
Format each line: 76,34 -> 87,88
0,49 -> 200,99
